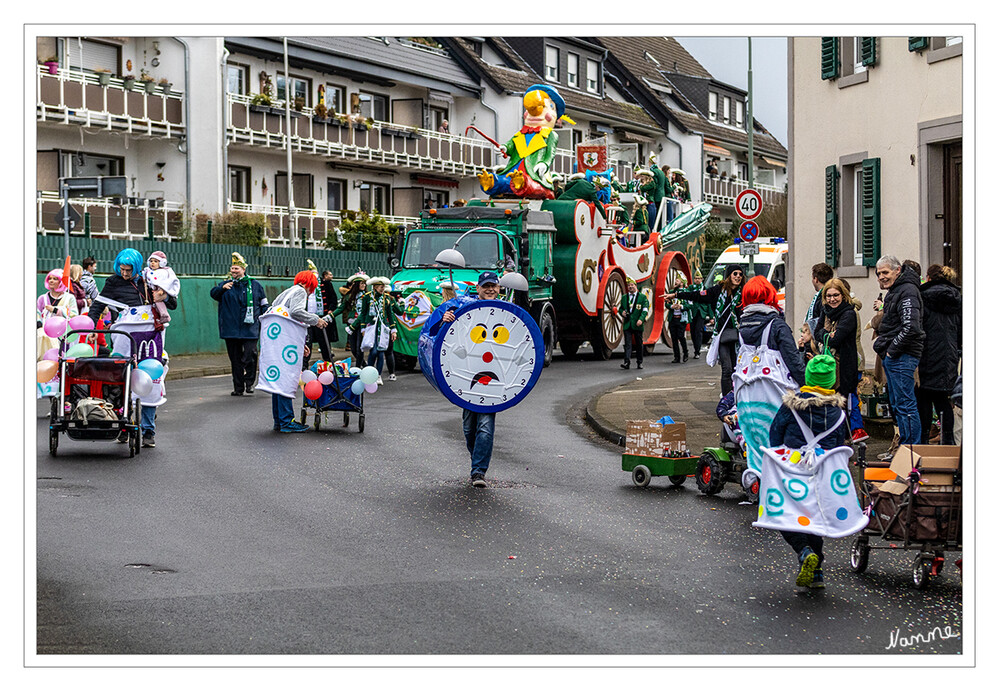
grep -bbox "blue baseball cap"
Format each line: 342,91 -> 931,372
477,271 -> 500,286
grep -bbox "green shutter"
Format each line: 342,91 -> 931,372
860,158 -> 881,267
821,38 -> 839,80
908,37 -> 929,52
824,165 -> 839,266
861,37 -> 877,66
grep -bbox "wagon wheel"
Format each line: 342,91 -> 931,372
314,410 -> 322,431
850,536 -> 870,573
358,414 -> 365,433
595,272 -> 625,359
128,429 -> 137,458
632,465 -> 651,488
744,475 -> 760,504
653,250 -> 693,352
668,474 -> 687,487
299,407 -> 308,425
912,555 -> 932,590
48,429 -> 58,456
343,411 -> 350,428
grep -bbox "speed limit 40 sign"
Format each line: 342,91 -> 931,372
736,188 -> 763,221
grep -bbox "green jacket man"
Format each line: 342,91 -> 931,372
619,278 -> 650,331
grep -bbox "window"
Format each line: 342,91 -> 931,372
826,158 -> 881,268
424,190 -> 449,209
228,165 -> 251,204
735,100 -> 744,128
61,151 -> 123,178
358,181 -> 389,215
64,38 -> 119,74
276,75 -> 311,106
926,36 -> 963,64
274,172 -> 314,209
586,59 -> 599,93
357,92 -> 388,122
327,178 -> 346,212
430,106 -> 449,132
227,64 -> 248,95
322,84 -> 345,114
545,45 -> 559,81
708,92 -> 718,121
567,53 -> 579,88
822,37 -> 876,85
824,165 -> 839,265
722,96 -> 731,124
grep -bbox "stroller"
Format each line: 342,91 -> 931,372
298,362 -> 365,433
47,329 -> 142,458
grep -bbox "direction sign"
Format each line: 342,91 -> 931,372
736,188 -> 763,221
54,203 -> 83,231
738,242 -> 760,256
739,220 -> 760,243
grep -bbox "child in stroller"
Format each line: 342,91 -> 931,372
716,391 -> 745,451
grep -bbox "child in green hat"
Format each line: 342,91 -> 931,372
768,353 -> 851,589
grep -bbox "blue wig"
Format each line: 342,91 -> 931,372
113,248 -> 144,279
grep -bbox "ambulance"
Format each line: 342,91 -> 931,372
705,238 -> 789,310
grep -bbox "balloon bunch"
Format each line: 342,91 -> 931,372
301,364 -> 381,400
130,359 -> 164,397
43,314 -> 96,340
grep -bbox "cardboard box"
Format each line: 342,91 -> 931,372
880,445 -> 961,494
625,420 -> 688,457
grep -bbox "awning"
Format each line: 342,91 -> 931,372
428,89 -> 454,105
617,130 -> 655,145
761,156 -> 787,168
703,141 -> 732,157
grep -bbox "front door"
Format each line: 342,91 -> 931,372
942,143 -> 962,282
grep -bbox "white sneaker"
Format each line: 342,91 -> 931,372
388,374 -> 397,381
376,376 -> 384,385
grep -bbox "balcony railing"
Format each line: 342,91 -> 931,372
36,65 -> 185,137
227,201 -> 419,248
227,95 -> 495,177
36,191 -> 186,240
702,174 -> 786,209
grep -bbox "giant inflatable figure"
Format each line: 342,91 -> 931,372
478,84 -> 574,200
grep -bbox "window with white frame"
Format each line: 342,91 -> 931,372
358,182 -> 390,215
586,59 -> 599,93
327,178 -> 346,212
722,96 -> 731,124
708,92 -> 718,121
545,45 -> 559,81
358,92 -> 388,121
323,84 -> 345,114
735,100 -> 744,128
228,165 -> 251,204
64,38 -> 119,74
567,53 -> 579,88
227,64 -> 248,95
276,75 -> 311,106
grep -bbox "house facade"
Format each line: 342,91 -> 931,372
787,36 -> 963,330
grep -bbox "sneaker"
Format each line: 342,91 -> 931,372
796,548 -> 820,587
231,390 -> 243,396
636,364 -> 643,369
671,358 -> 680,363
142,432 -> 156,448
244,385 -> 255,394
808,569 -> 826,589
471,474 -> 487,488
280,422 -> 310,433
851,429 -> 870,443
620,363 -> 630,369
693,352 -> 700,359
376,376 -> 384,386
683,354 -> 689,362
388,374 -> 397,381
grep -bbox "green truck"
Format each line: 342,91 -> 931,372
388,197 -> 713,370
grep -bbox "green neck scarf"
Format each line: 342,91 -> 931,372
233,274 -> 253,323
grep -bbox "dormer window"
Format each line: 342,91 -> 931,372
567,53 -> 579,88
545,45 -> 559,81
709,92 -> 718,120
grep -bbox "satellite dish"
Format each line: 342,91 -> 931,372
499,272 -> 529,292
435,248 -> 465,268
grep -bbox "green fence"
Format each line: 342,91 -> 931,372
35,237 -> 389,355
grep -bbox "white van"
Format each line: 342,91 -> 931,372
705,238 -> 789,310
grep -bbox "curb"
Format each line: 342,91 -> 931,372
168,366 -> 231,381
584,400 -> 625,447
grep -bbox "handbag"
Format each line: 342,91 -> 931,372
705,302 -> 732,367
361,324 -> 376,351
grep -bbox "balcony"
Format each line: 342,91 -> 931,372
36,65 -> 185,138
36,191 -> 186,240
702,174 -> 786,209
227,95 -> 495,177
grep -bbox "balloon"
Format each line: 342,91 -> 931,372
317,371 -> 334,386
43,317 -> 67,339
303,380 -> 323,400
65,343 -> 94,359
130,369 -> 153,396
42,348 -> 59,361
36,360 -> 58,383
350,380 -> 365,395
138,358 -> 164,380
348,367 -> 361,376
359,366 -> 379,385
364,382 -> 378,394
300,370 -> 317,386
68,315 -> 95,332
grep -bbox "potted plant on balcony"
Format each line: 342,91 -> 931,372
249,92 -> 273,113
158,77 -> 172,95
122,73 -> 137,90
95,68 -> 112,86
41,56 -> 59,75
139,69 -> 156,94
312,102 -> 329,124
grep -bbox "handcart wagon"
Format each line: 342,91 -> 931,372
298,366 -> 364,432
48,329 -> 142,458
849,445 -> 962,589
623,453 -> 698,488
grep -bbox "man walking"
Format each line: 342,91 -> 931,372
872,255 -> 925,449
619,277 -> 649,370
211,252 -> 268,396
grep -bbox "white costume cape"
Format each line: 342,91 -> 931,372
255,308 -> 308,399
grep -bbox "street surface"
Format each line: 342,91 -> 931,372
35,353 -> 963,656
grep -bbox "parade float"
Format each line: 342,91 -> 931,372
389,84 -> 712,368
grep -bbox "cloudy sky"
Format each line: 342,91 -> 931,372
676,37 -> 788,148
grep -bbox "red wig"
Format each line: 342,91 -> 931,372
741,275 -> 779,309
294,270 -> 318,294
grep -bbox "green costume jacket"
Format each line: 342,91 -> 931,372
348,292 -> 406,346
500,128 -> 559,193
650,165 -> 666,205
685,282 -> 713,319
619,290 -> 650,331
631,206 -> 649,233
558,178 -> 606,219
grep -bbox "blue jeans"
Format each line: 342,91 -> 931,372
665,198 -> 675,223
140,405 -> 156,434
646,202 -> 657,230
882,353 -> 921,445
271,394 -> 294,430
367,348 -> 385,375
848,394 -> 864,432
462,409 -> 495,477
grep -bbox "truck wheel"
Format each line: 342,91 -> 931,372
559,340 -> 581,358
695,452 -> 726,495
595,272 -> 625,359
539,309 -> 555,368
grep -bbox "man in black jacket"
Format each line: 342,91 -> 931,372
872,256 -> 924,448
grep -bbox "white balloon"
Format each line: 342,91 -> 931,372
300,370 -> 318,386
359,366 -> 379,385
348,367 -> 361,376
130,369 -> 153,396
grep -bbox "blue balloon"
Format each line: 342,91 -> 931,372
350,380 -> 365,395
138,358 -> 164,380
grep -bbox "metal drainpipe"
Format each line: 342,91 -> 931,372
221,45 -> 230,215
478,88 -> 499,156
172,37 -> 192,231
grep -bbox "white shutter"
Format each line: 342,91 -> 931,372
65,39 -> 118,73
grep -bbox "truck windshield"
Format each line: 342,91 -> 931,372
705,261 -> 772,286
402,231 -> 502,269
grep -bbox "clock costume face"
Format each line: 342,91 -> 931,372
429,300 -> 544,413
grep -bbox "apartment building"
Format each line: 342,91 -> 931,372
787,36 -> 963,329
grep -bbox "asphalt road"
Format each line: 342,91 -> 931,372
35,353 -> 963,657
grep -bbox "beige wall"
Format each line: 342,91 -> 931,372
789,37 -> 961,330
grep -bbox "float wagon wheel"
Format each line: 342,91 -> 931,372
594,272 -> 625,360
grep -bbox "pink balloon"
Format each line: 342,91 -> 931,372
43,317 -> 67,339
317,371 -> 334,386
364,382 -> 378,394
68,315 -> 95,332
303,379 -> 323,400
42,348 -> 60,361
